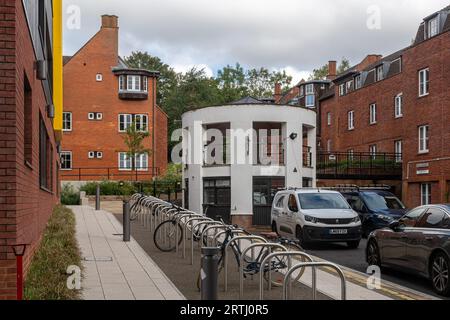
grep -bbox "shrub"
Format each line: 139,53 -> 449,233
61,184 -> 80,205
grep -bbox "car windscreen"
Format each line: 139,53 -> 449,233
298,193 -> 350,210
361,192 -> 405,211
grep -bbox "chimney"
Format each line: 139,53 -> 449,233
327,61 -> 337,80
274,83 -> 282,103
101,15 -> 119,29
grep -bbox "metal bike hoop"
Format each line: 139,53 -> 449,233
183,217 -> 212,260
282,262 -> 347,301
214,229 -> 245,246
175,213 -> 203,253
258,251 -> 314,300
239,243 -> 287,299
190,221 -> 223,265
200,225 -> 232,248
223,235 -> 267,292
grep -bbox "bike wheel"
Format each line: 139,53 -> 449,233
262,250 -> 307,287
153,220 -> 183,252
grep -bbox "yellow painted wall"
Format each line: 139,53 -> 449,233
53,0 -> 63,140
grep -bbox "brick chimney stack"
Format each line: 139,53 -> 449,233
274,83 -> 282,103
327,61 -> 337,80
101,15 -> 119,28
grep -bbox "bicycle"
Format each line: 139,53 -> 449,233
153,203 -> 185,252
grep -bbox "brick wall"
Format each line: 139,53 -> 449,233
0,0 -> 59,300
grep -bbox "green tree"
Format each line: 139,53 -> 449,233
121,119 -> 151,178
309,58 -> 352,80
245,67 -> 292,98
124,51 -> 178,106
216,63 -> 248,103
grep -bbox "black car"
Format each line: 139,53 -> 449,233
366,204 -> 450,296
341,188 -> 407,237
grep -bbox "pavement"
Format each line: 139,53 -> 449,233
71,205 -> 185,300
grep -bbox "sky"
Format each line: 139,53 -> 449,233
62,0 -> 450,83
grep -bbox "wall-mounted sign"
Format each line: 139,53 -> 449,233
417,169 -> 430,175
416,163 -> 429,169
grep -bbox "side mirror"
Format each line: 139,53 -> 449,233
389,220 -> 401,231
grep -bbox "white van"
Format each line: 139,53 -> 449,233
271,188 -> 362,248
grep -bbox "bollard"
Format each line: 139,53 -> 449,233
95,184 -> 100,211
123,201 -> 131,242
201,247 -> 220,300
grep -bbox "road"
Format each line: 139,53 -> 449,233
303,239 -> 448,300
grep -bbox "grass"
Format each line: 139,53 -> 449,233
24,205 -> 82,300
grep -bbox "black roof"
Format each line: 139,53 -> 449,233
229,96 -> 263,105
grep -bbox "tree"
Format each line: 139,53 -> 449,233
121,120 -> 151,181
309,58 -> 352,80
216,63 -> 248,103
124,51 -> 178,107
245,67 -> 292,98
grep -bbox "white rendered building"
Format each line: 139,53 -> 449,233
181,97 -> 317,227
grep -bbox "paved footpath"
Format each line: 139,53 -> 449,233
70,205 -> 185,300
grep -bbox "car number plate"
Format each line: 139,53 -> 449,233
329,229 -> 348,235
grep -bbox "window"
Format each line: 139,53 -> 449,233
305,94 -> 315,107
119,114 -> 148,132
395,140 -> 403,163
39,117 -> 53,191
348,149 -> 354,161
288,194 -> 299,212
97,152 -> 103,159
327,140 -> 332,152
118,152 -> 148,171
274,195 -> 285,209
419,125 -> 429,153
119,75 -> 125,91
376,66 -> 384,81
395,94 -> 403,118
299,86 -> 304,96
24,74 -> 33,165
96,74 -> 103,82
88,113 -> 95,120
63,112 -> 72,131
88,151 -> 95,159
60,152 -> 72,170
417,208 -> 447,228
143,77 -> 148,92
402,207 -> 426,227
421,183 -> 432,205
355,75 -> 362,89
348,111 -> 354,130
127,75 -> 141,91
203,178 -> 231,207
327,112 -> 331,126
96,113 -> 103,120
369,104 -> 377,124
369,145 -> 377,159
298,193 -> 350,210
305,84 -> 314,94
346,80 -> 354,92
419,68 -> 429,97
427,16 -> 439,38
339,84 -> 345,96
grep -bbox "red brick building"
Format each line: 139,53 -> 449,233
0,0 -> 62,299
320,6 -> 450,207
61,15 -> 168,183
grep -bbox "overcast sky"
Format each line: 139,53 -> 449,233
62,0 -> 449,83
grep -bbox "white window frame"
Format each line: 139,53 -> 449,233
305,84 -> 314,95
60,151 -> 72,171
369,103 -> 377,125
143,76 -> 148,92
96,74 -> 103,82
395,140 -> 403,163
119,114 -> 148,133
369,145 -> 377,159
118,152 -> 132,171
135,114 -> 149,132
421,183 -> 432,205
305,94 -> 315,107
327,140 -> 332,152
96,113 -> 103,120
88,113 -> 95,120
327,112 -> 331,126
127,75 -> 141,92
427,16 -> 439,38
118,152 -> 148,171
135,153 -> 149,171
376,66 -> 384,81
88,151 -> 95,159
62,112 -> 72,132
348,149 -> 354,161
346,80 -> 354,92
299,86 -> 304,97
119,75 -> 125,91
395,93 -> 403,118
419,68 -> 429,97
348,111 -> 355,130
96,152 -> 103,159
119,114 -> 133,132
418,125 -> 429,154
339,84 -> 345,96
355,75 -> 362,89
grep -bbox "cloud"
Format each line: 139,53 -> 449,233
63,0 -> 450,75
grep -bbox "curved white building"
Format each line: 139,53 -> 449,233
181,98 -> 317,228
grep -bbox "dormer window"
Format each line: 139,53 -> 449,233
376,66 -> 383,81
127,75 -> 141,92
427,16 -> 439,38
355,75 -> 362,90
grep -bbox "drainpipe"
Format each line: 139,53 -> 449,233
406,157 -> 450,179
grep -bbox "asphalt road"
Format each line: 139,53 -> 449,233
303,239 -> 448,300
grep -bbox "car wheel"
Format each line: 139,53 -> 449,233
366,239 -> 381,267
296,226 -> 308,249
347,240 -> 360,249
430,252 -> 450,296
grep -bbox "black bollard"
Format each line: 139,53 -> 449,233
201,247 -> 220,300
123,201 -> 131,242
95,184 -> 100,211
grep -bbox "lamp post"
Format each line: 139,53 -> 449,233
11,244 -> 28,300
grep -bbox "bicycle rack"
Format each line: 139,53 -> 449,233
200,225 -> 233,247
190,221 -> 223,264
214,229 -> 244,246
258,251 -> 314,300
183,217 -> 212,260
239,243 -> 287,299
223,235 -> 267,292
175,213 -> 203,253
282,262 -> 347,300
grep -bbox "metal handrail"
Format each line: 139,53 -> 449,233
258,251 -> 314,300
282,262 -> 346,300
239,243 -> 287,299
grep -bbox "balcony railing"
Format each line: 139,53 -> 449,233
60,167 -> 160,181
317,152 -> 402,180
